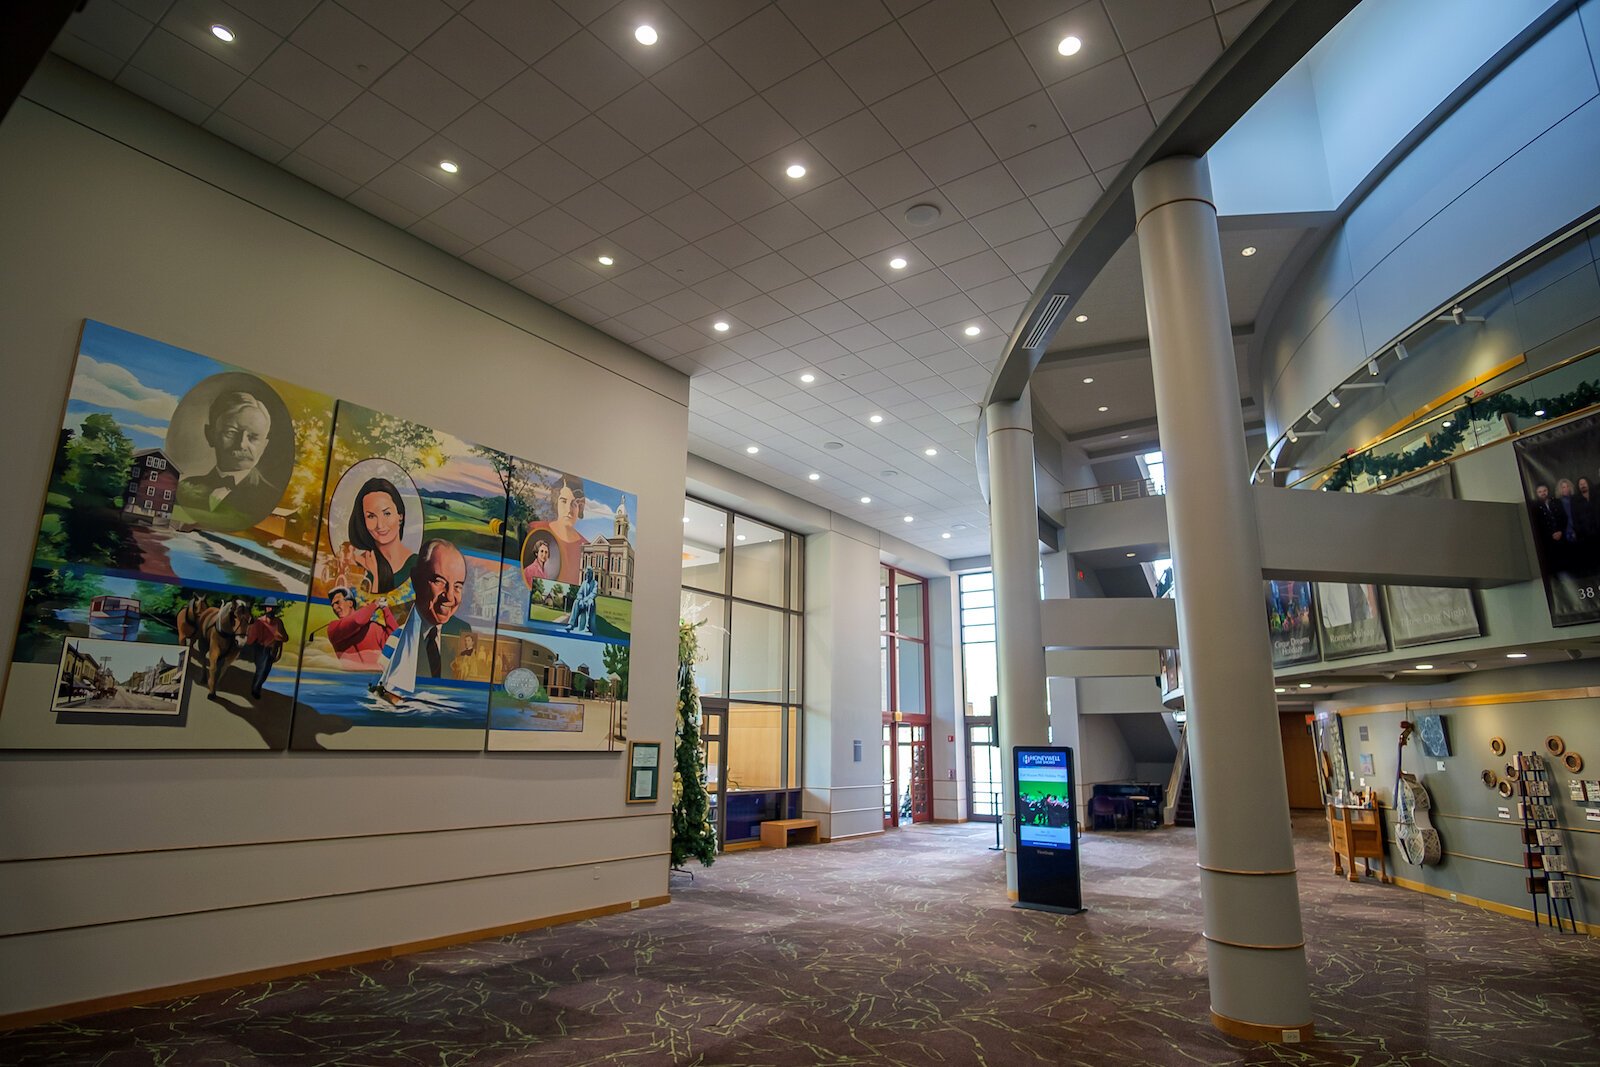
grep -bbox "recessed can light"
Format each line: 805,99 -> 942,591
1534,408 -> 1547,416
635,25 -> 658,45
682,515 -> 690,523
924,447 -> 937,456
1120,434 -> 1129,439
736,534 -> 746,542
1414,663 -> 1434,670
1298,682 -> 1312,688
1274,687 -> 1287,694
438,160 -> 459,173
1241,246 -> 1257,257
1506,652 -> 1528,659
889,256 -> 908,270
211,24 -> 235,42
800,373 -> 815,383
713,320 -> 730,332
808,472 -> 820,481
597,255 -> 614,266
1125,552 -> 1135,558
963,325 -> 980,337
903,515 -> 914,523
1082,376 -> 1094,384
860,496 -> 872,504
1097,405 -> 1109,412
941,532 -> 952,539
786,163 -> 807,178
1057,35 -> 1082,56
1075,314 -> 1088,322
745,445 -> 759,454
869,414 -> 883,423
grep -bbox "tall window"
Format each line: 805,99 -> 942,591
959,570 -> 1001,821
881,565 -> 932,826
680,499 -> 803,848
1141,450 -> 1166,494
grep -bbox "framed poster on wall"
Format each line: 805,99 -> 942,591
1375,466 -> 1481,647
1315,582 -> 1389,659
1265,580 -> 1320,667
627,741 -> 661,802
1513,409 -> 1600,626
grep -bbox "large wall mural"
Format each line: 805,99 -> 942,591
0,321 -> 637,752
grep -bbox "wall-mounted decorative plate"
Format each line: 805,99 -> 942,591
1481,768 -> 1498,787
1497,780 -> 1515,797
1490,737 -> 1506,756
1504,763 -> 1520,781
1546,735 -> 1566,756
1563,752 -> 1584,773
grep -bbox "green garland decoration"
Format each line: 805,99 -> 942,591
1321,378 -> 1600,492
671,619 -> 717,868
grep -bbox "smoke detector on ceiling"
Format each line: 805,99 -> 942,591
904,203 -> 941,226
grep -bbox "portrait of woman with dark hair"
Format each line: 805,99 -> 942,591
348,477 -> 415,594
523,472 -> 587,586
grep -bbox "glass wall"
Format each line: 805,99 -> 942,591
959,570 -> 1002,821
881,564 -> 933,826
681,498 -> 804,847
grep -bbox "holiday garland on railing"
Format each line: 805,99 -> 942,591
1321,378 -> 1600,491
671,619 -> 717,868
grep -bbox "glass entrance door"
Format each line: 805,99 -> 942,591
966,720 -> 1001,822
883,721 -> 932,827
700,697 -> 727,849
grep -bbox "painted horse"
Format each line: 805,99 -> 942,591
197,598 -> 252,698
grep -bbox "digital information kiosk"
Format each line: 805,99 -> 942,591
1013,746 -> 1085,914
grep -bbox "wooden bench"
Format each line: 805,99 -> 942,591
759,818 -> 821,849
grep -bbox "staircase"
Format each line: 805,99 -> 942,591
1174,766 -> 1195,827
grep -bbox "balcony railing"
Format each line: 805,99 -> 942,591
1063,479 -> 1163,509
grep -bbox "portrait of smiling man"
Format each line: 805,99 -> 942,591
174,389 -> 284,529
411,538 -> 472,678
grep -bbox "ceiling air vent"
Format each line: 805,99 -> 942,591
1021,294 -> 1070,351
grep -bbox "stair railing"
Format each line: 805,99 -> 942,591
1163,726 -> 1188,827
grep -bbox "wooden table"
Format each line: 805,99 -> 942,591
759,818 -> 820,848
1327,804 -> 1388,883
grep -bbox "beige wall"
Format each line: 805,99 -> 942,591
0,62 -> 688,1015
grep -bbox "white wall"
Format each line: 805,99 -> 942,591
0,63 -> 688,1016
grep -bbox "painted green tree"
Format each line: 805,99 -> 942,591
602,642 -> 629,700
672,620 -> 716,867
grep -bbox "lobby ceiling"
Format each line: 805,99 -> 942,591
48,0 -> 1269,560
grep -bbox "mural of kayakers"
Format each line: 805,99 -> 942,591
0,320 -> 637,752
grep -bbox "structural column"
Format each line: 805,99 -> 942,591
1131,156 -> 1313,1041
983,390 -> 1050,894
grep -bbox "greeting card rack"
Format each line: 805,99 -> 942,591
1515,751 -> 1577,932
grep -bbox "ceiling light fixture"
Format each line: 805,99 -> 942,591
942,532 -> 952,539
808,472 -> 820,481
1367,358 -> 1380,376
869,414 -> 883,424
1082,376 -> 1094,384
1441,420 -> 1451,428
211,24 -> 235,42
1327,392 -> 1341,409
889,256 -> 908,270
1057,35 -> 1082,56
924,447 -> 937,456
800,373 -> 815,383
1506,652 -> 1528,659
860,496 -> 872,504
1394,342 -> 1410,361
1119,434 -> 1129,439
438,160 -> 459,174
1241,246 -> 1257,257
1535,408 -> 1547,417
903,515 -> 914,523
963,325 -> 980,337
1125,552 -> 1135,558
1274,687 -> 1286,694
634,25 -> 658,45
745,445 -> 759,454
713,320 -> 730,332
1097,405 -> 1109,412
597,255 -> 614,266
786,163 -> 807,179
1414,663 -> 1434,670
1298,682 -> 1312,688
1075,314 -> 1088,322
1306,410 -> 1322,425
682,516 -> 690,524
736,534 -> 746,541
1287,428 -> 1298,443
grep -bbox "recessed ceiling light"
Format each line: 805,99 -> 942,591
713,320 -> 730,332
635,25 -> 658,45
682,515 -> 690,524
211,24 -> 235,42
869,414 -> 884,423
1414,663 -> 1434,670
800,373 -> 815,383
745,445 -> 759,454
1120,434 -> 1129,439
808,472 -> 820,481
1241,246 -> 1257,257
952,523 -> 968,531
1125,552 -> 1135,558
438,160 -> 459,173
597,255 -> 614,266
1298,682 -> 1312,688
1441,420 -> 1451,428
889,256 -> 908,270
860,496 -> 872,504
1082,376 -> 1094,384
1274,687 -> 1286,694
903,515 -> 914,523
1075,314 -> 1088,322
786,163 -> 807,178
963,325 -> 980,337
1097,405 -> 1109,412
736,534 -> 746,541
1534,408 -> 1547,416
942,532 -> 952,539
1057,35 -> 1082,56
924,447 -> 937,456
1506,652 -> 1527,659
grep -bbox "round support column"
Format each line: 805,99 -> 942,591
983,390 -> 1050,895
1131,155 -> 1314,1041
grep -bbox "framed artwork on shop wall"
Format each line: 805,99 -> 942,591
627,741 -> 661,802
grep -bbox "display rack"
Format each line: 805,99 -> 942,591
1514,751 -> 1577,932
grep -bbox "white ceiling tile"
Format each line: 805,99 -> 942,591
791,178 -> 875,230
463,0 -> 579,63
1127,18 -> 1223,100
849,152 -> 933,209
370,55 -> 475,129
815,262 -> 882,301
1029,174 -> 1100,227
203,111 -> 291,161
829,214 -> 905,259
745,202 -> 821,251
339,0 -> 453,49
772,278 -> 835,315
845,285 -> 911,319
970,197 -> 1048,245
994,229 -> 1062,273
608,213 -> 687,261
1148,87 -> 1187,125
479,227 -> 558,271
710,5 -> 818,91
777,0 -> 891,55
574,280 -> 644,317
441,103 -> 536,169
727,294 -> 791,329
652,44 -> 754,123
699,225 -> 773,268
63,2 -> 153,62
549,114 -> 642,177
1002,133 -> 1092,194
796,337 -> 850,364
655,324 -> 719,354
1072,105 -> 1155,171
870,76 -> 966,149
52,34 -> 127,81
900,0 -> 1010,71
218,79 -> 321,149
289,2 -> 405,86
128,28 -> 243,105
719,360 -> 772,386
700,167 -> 785,221
1047,57 -> 1145,131
1014,3 -> 1122,85
587,3 -> 704,77
763,61 -> 863,136
604,157 -> 691,213
833,323 -> 893,353
161,0 -> 280,74
694,271 -> 762,307
914,221 -> 987,266
366,162 -> 455,214
892,269 -> 960,306
725,325 -> 783,354
400,134 -> 490,190
919,292 -> 983,327
1106,0 -> 1212,51
226,0 -> 317,35
512,272 -> 571,305
332,91 -> 431,157
521,206 -> 601,253
705,95 -> 800,163
535,29 -> 641,110
612,263 -> 682,301
763,315 -> 821,346
974,90 -> 1067,159
828,22 -> 932,104
779,233 -> 852,276
942,250 -> 1012,291
802,302 -> 864,332
598,82 -> 696,153
414,15 -> 524,97
901,330 -> 957,357
426,196 -> 504,245
738,252 -> 805,291
809,108 -> 898,173
906,123 -> 998,185
279,149 -> 361,196
486,68 -> 586,141
295,122 -> 391,183
656,244 -> 726,287
1217,0 -> 1267,45
942,162 -> 1025,217
652,127 -> 743,187
667,0 -> 767,39
655,193 -> 735,242
348,185 -> 422,228
939,40 -> 1038,119
503,146 -> 590,203
409,218 -> 475,257
619,302 -> 680,334
244,43 -> 359,119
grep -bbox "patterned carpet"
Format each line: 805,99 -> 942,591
5,814 -> 1598,1065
